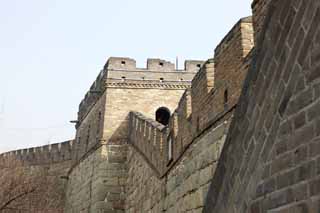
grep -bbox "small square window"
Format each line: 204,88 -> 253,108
197,64 -> 201,68
121,61 -> 126,65
159,62 -> 164,67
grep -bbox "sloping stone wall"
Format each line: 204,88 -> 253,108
125,121 -> 229,213
204,0 -> 320,212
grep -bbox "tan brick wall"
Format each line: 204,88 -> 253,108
103,87 -> 186,143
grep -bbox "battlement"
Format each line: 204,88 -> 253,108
105,57 -> 137,70
129,111 -> 167,174
105,57 -> 205,72
127,16 -> 254,177
0,140 -> 74,167
77,57 -> 204,124
215,16 -> 253,59
146,59 -> 175,71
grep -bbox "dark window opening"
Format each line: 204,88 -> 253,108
160,77 -> 164,82
159,62 -> 164,67
224,89 -> 228,104
86,125 -> 91,151
197,64 -> 201,68
87,125 -> 91,139
156,107 -> 170,126
97,112 -> 101,135
196,117 -> 200,132
121,61 -> 126,65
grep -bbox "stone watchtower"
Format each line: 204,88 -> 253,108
64,57 -> 204,212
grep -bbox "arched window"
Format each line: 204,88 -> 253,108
155,107 -> 171,126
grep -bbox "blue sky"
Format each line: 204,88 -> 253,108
0,0 -> 252,152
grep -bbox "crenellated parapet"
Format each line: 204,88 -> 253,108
129,111 -> 167,175
77,69 -> 107,124
0,140 -> 74,168
128,16 -> 255,177
105,57 -> 204,72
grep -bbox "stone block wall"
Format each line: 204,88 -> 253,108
126,121 -> 229,213
204,0 -> 320,212
65,144 -> 128,213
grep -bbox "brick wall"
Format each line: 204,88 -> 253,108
191,17 -> 254,137
66,58 -> 197,212
204,0 -> 320,212
124,15 -> 255,213
64,144 -> 128,212
103,85 -> 186,143
126,121 -> 229,213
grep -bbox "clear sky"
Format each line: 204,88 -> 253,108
0,0 -> 252,153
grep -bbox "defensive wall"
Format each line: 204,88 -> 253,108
0,140 -> 73,167
1,0 -> 320,212
125,16 -> 254,213
204,0 -> 320,212
0,140 -> 74,212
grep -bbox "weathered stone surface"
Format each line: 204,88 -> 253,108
204,0 -> 320,212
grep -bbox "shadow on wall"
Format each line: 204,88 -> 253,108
204,0 -> 320,212
108,114 -> 131,144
